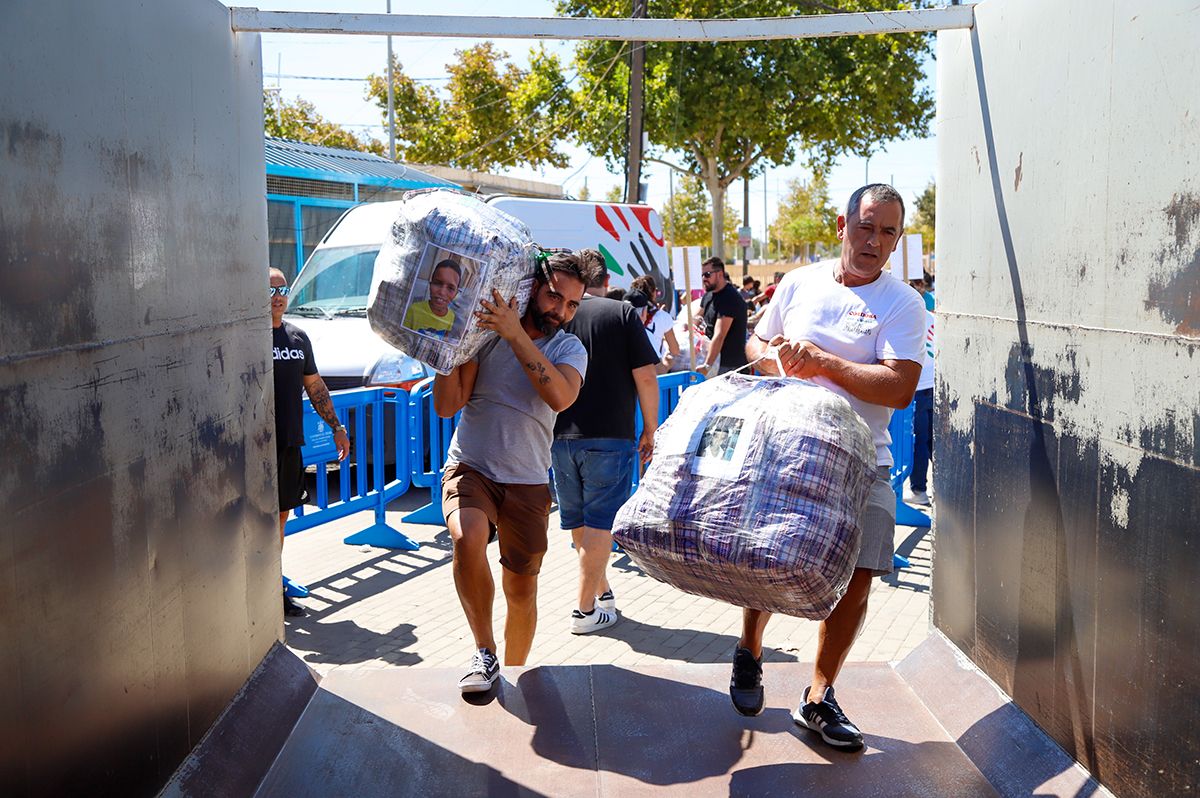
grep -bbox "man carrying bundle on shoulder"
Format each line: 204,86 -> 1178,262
433,251 -> 601,694
728,184 -> 926,751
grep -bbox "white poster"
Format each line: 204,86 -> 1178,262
887,233 -> 924,281
670,246 -> 703,293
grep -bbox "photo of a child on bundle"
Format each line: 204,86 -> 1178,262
698,416 -> 744,462
401,245 -> 483,343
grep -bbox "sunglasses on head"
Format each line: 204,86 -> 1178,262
270,286 -> 291,297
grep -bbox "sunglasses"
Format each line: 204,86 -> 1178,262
701,271 -> 720,278
270,286 -> 291,297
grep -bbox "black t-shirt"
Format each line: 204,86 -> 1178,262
555,296 -> 660,440
273,320 -> 318,447
701,282 -> 749,373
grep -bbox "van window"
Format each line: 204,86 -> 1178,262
288,245 -> 380,315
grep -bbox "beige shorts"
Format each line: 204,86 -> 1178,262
856,467 -> 897,575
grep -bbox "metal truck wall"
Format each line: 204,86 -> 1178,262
0,2 -> 277,796
935,2 -> 1200,796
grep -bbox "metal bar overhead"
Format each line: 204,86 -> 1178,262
229,6 -> 974,40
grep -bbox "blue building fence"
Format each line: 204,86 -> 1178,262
283,374 -> 926,591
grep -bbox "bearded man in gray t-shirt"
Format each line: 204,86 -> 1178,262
433,251 -> 600,694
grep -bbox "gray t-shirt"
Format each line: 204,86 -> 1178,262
445,330 -> 589,484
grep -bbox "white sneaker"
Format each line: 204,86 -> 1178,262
908,489 -> 931,506
596,590 -> 617,612
458,648 -> 499,693
571,606 -> 618,634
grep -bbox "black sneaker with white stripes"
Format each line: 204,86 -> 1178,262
794,686 -> 864,750
728,646 -> 764,716
458,648 -> 499,694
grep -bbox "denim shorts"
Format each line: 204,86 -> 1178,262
551,438 -> 636,531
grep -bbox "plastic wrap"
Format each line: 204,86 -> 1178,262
367,189 -> 539,374
612,374 -> 876,619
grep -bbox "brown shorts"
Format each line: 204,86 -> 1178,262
441,462 -> 552,575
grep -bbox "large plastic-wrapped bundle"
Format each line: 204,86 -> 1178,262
612,375 -> 876,619
368,189 -> 539,374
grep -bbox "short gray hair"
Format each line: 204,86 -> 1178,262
845,183 -> 905,227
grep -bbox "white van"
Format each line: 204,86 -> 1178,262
285,195 -> 672,390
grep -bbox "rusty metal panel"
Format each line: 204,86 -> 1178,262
937,1 -> 1200,795
0,1 -> 275,795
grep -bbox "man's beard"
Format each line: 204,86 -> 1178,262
529,306 -> 561,336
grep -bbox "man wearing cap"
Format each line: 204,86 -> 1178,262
552,251 -> 660,634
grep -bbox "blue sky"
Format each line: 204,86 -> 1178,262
257,0 -> 936,240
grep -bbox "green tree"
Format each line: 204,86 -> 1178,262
366,44 -> 573,170
771,173 -> 839,260
663,175 -> 741,250
558,0 -> 933,257
263,91 -> 383,154
911,180 -> 935,252
604,184 -> 624,202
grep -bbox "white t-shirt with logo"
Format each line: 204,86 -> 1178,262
755,260 -> 926,466
917,310 -> 935,391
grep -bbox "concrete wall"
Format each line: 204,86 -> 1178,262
935,2 -> 1200,796
0,2 -> 277,795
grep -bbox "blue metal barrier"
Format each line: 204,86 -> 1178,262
285,387 -> 419,550
631,370 -> 705,492
400,377 -> 459,525
888,401 -> 931,532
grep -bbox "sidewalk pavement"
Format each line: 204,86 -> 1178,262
282,487 -> 933,678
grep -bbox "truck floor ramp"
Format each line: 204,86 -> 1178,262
250,661 -> 995,797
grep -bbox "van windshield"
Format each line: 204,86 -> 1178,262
287,245 -> 380,316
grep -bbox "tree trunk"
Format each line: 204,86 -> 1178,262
707,179 -> 726,260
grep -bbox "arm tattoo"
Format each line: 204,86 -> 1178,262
525,360 -> 551,386
306,379 -> 341,427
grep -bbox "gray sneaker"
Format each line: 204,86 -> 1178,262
907,489 -> 931,506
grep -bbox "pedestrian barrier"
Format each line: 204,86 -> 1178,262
631,370 -> 705,492
283,377 -> 925,586
399,377 -> 459,526
286,387 -> 419,549
888,401 -> 931,534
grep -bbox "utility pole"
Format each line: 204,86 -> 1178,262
742,175 -> 750,277
386,0 -> 396,161
624,0 -> 648,204
762,173 -> 768,263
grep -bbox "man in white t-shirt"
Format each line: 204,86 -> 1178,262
727,184 -> 926,752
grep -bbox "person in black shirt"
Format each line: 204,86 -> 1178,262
552,251 -> 660,634
271,267 -> 349,617
698,257 -> 749,375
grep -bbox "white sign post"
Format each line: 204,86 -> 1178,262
671,245 -> 702,371
888,233 -> 924,281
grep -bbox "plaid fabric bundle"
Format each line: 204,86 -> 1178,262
368,189 -> 539,374
612,374 -> 876,619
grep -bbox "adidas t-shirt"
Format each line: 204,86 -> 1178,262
273,320 -> 318,447
755,260 -> 926,466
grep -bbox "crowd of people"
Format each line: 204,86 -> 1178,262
271,182 -> 935,753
